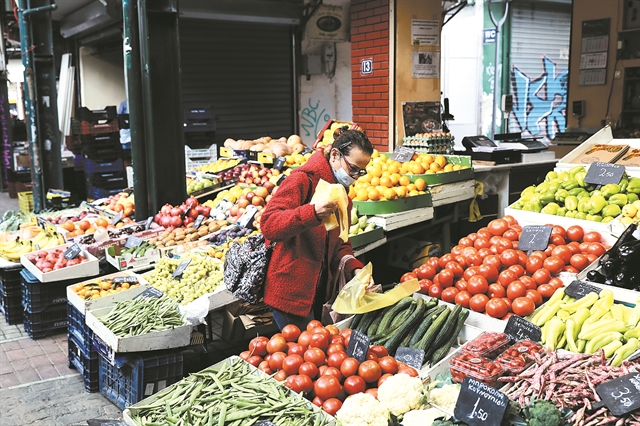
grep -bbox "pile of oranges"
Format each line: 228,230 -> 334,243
104,193 -> 135,217
402,153 -> 469,175
60,215 -> 135,238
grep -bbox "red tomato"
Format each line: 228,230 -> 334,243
532,268 -> 552,285
544,244 -> 557,257
570,253 -> 590,270
519,275 -> 537,290
454,256 -> 468,268
474,237 -> 491,250
282,354 -> 304,374
321,366 -> 343,381
478,248 -> 492,259
503,215 -> 517,225
467,275 -> 489,295
543,256 -> 564,274
451,245 -> 464,256
445,261 -> 465,278
550,234 -> 566,246
490,235 -> 502,245
343,375 -> 366,395
508,264 -> 525,277
563,265 -> 580,273
469,294 -> 490,312
258,360 -> 272,374
463,266 -> 480,282
378,373 -> 394,387
378,356 -> 398,374
318,365 -> 329,376
488,218 -> 509,236
358,360 -> 382,383
566,241 -> 582,255
468,232 -> 479,242
466,253 -> 483,267
459,237 -> 473,247
506,280 -> 527,300
397,363 -> 419,377
566,225 -> 585,242
309,332 -> 330,351
525,289 -> 543,306
503,312 -> 514,321
314,375 -> 341,400
326,325 -> 340,336
327,352 -> 348,369
579,242 -> 591,253
503,229 -> 519,241
478,264 -> 499,282
455,290 -> 472,308
267,336 -> 288,354
587,242 -> 606,257
483,255 -> 502,269
477,227 -> 493,240
249,336 -> 269,356
312,396 -> 324,406
339,358 -> 359,377
437,269 -> 455,288
365,388 -> 378,399
366,352 -> 379,362
295,374 -> 315,393
289,344 -> 307,356
239,351 -> 251,361
454,278 -> 468,292
551,246 -> 572,264
327,343 -> 345,355
441,286 -> 460,303
550,225 -> 566,239
585,253 -> 598,263
488,283 -> 506,299
427,257 -> 441,271
495,238 -> 514,254
369,346 -> 389,358
428,284 -> 443,299
439,254 -> 455,269
247,356 -> 263,367
529,250 -> 547,260
298,331 -> 312,347
303,348 -> 326,367
512,297 -> 536,316
322,398 -> 342,415
498,269 -> 518,286
274,369 -> 288,382
502,297 -> 513,312
583,231 -> 602,243
281,324 -> 301,342
500,249 -> 520,267
299,361 -> 319,378
536,284 -> 555,298
485,298 -> 509,318
400,272 -> 418,282
306,320 -> 323,331
548,277 -> 564,290
268,351 -> 287,371
418,279 -> 432,295
416,264 -> 437,280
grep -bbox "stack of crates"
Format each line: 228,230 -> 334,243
0,265 -> 24,325
184,105 -> 216,171
78,106 -> 127,200
67,302 -> 99,392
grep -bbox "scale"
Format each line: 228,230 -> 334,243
552,131 -> 592,145
459,135 -> 520,164
494,133 -> 549,152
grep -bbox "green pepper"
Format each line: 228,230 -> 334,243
555,189 -> 570,203
569,165 -> 586,177
561,179 -> 579,191
575,171 -> 587,187
565,195 -> 579,211
627,178 -> 640,194
578,197 -> 591,213
565,210 -> 577,218
521,203 -> 533,211
577,190 -> 591,200
569,187 -> 586,196
542,202 -> 560,215
558,171 -> 570,182
628,193 -> 639,203
545,171 -> 558,182
576,212 -> 588,220
601,183 -> 621,198
620,178 -> 628,193
556,207 -> 567,217
510,202 -> 523,210
591,190 -> 602,197
586,214 -> 603,222
602,216 -> 615,223
588,195 -> 607,215
530,201 -> 542,213
539,192 -> 556,205
548,182 -> 560,193
520,186 -> 536,202
609,193 -> 628,206
536,182 -> 550,193
602,204 -> 622,217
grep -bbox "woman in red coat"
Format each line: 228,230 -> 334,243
261,129 -> 374,330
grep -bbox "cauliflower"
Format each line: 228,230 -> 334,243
377,373 -> 425,416
402,408 -> 449,426
336,393 -> 390,426
428,384 -> 460,413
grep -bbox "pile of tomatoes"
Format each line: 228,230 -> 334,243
401,217 -> 607,320
239,320 -> 418,415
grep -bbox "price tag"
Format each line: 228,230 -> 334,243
390,146 -> 415,162
35,244 -> 41,251
454,376 -> 509,426
91,198 -> 109,206
64,243 -> 82,260
394,347 -> 425,370
585,162 -> 625,186
504,315 -> 542,343
133,287 -> 164,299
111,212 -> 123,226
145,216 -> 154,230
273,156 -> 287,171
346,329 -> 370,363
193,215 -> 205,229
596,372 -> 640,416
517,225 -> 552,253
215,199 -> 234,213
237,205 -> 259,228
564,280 -> 602,300
254,421 -> 276,426
124,236 -> 143,249
113,276 -> 139,284
172,258 -> 192,278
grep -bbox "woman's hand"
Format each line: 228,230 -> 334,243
353,268 -> 379,292
313,200 -> 338,220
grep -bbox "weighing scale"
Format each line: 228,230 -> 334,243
494,133 -> 549,152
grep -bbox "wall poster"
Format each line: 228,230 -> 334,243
411,19 -> 440,46
412,51 -> 440,79
579,18 -> 609,86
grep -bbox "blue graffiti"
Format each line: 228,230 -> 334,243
511,55 -> 567,140
301,98 -> 331,138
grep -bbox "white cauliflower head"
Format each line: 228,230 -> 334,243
402,408 -> 449,426
377,373 -> 426,416
336,392 -> 390,426
428,384 -> 460,413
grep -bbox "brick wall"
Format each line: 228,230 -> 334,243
351,0 -> 390,152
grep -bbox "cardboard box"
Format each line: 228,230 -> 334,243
106,241 -> 161,271
570,144 -> 629,165
387,236 -> 442,270
615,148 -> 640,167
66,271 -> 148,314
221,301 -> 278,342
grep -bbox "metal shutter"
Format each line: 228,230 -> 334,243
508,2 -> 571,141
180,19 -> 295,144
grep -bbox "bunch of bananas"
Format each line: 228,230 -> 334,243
0,223 -> 65,262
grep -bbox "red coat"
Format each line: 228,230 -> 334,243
261,151 -> 364,317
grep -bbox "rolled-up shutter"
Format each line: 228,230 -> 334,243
179,19 -> 295,144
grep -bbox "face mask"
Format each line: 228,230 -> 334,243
334,166 -> 356,188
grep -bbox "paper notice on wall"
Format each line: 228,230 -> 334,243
411,19 -> 440,46
412,51 -> 440,79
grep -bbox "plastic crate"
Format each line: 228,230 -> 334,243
86,184 -> 126,201
185,157 -> 216,171
118,114 -> 129,130
73,154 -> 85,171
18,191 -> 34,213
0,264 -> 23,297
0,291 -> 23,325
23,303 -> 67,324
67,302 -> 93,355
79,120 -> 119,135
83,157 -> 124,174
68,333 -> 99,392
21,269 -> 70,313
185,144 -> 217,159
80,132 -> 120,148
183,106 -> 215,133
85,171 -> 126,189
77,106 -> 118,123
23,305 -> 68,340
99,350 -> 184,410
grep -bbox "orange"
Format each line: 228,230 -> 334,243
388,163 -> 400,174
359,174 -> 372,184
435,155 -> 447,168
409,189 -> 420,197
367,188 -> 381,201
422,154 -> 435,164
62,221 -> 75,232
406,183 -> 417,192
394,186 -> 408,198
380,176 -> 393,188
399,176 -> 411,186
429,162 -> 441,172
95,217 -> 109,228
355,188 -> 369,201
370,176 -> 380,187
78,220 -> 91,231
411,163 -> 425,174
375,185 -> 386,194
383,188 -> 397,200
415,178 -> 427,191
348,187 -> 356,199
390,174 -> 400,185
444,164 -> 454,172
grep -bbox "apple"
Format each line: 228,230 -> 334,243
246,192 -> 255,202
252,196 -> 264,206
253,177 -> 262,185
229,206 -> 239,216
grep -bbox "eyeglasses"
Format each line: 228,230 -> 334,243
340,153 -> 367,178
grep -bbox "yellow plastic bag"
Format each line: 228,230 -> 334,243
310,179 -> 349,242
331,263 -> 420,314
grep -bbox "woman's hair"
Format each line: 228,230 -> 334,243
330,127 -> 374,157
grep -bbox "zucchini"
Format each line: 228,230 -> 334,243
377,297 -> 414,334
350,313 -> 364,331
428,308 -> 469,365
409,305 -> 444,347
416,308 -> 451,352
367,313 -> 385,336
385,298 -> 427,356
425,304 -> 462,360
356,311 -> 376,334
389,301 -> 417,330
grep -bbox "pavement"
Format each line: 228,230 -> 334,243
1,190 -> 21,217
0,320 -> 123,425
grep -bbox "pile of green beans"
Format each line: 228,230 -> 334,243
128,357 -> 332,426
99,295 -> 184,337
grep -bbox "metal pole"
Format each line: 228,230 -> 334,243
488,0 -> 510,140
122,0 -> 149,220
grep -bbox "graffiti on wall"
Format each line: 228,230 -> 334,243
510,55 -> 568,141
301,98 -> 331,139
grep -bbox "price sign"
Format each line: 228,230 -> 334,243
35,244 -> 41,251
565,280 -> 602,300
90,198 -> 109,207
390,146 -> 415,162
253,421 -> 276,426
395,347 -> 425,370
585,162 -> 625,186
504,315 -> 542,343
194,215 -> 205,229
172,258 -> 192,278
596,372 -> 640,416
215,199 -> 234,213
133,287 -> 164,299
238,205 -> 259,229
64,243 -> 82,260
124,236 -> 143,249
454,376 -> 509,426
346,330 -> 370,363
111,212 -> 123,226
145,216 -> 154,230
273,156 -> 287,171
517,225 -> 552,253
113,276 -> 139,284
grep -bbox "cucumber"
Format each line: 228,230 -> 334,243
416,308 -> 451,352
367,313 -> 385,336
409,305 -> 445,347
425,304 -> 462,360
356,311 -> 376,334
350,313 -> 364,331
428,308 -> 469,365
377,297 -> 414,335
385,299 -> 428,356
389,301 -> 417,330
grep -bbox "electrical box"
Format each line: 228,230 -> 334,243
322,44 -> 336,64
302,54 -> 322,76
572,100 -> 585,118
501,94 -> 513,113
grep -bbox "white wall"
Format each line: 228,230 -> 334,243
79,46 -> 126,110
440,1 -> 483,148
7,59 -> 24,119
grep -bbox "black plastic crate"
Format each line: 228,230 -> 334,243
84,157 -> 124,174
23,303 -> 67,325
77,106 -> 117,123
85,171 -> 126,189
68,333 -> 99,392
0,264 -> 23,296
0,291 -> 23,325
99,350 -> 184,410
118,114 -> 129,130
183,105 -> 216,133
23,312 -> 68,340
67,303 -> 93,355
20,269 -> 70,314
80,132 -> 120,149
86,184 -> 126,200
